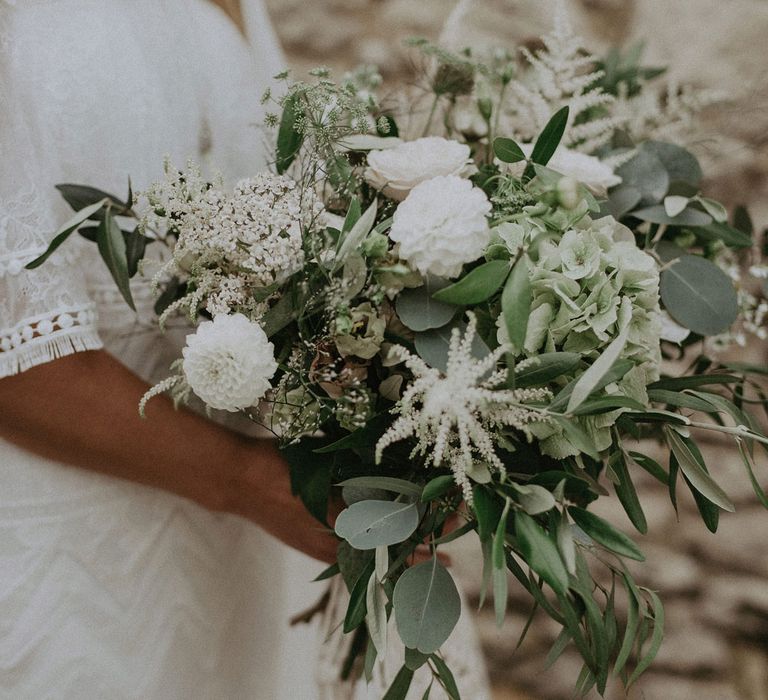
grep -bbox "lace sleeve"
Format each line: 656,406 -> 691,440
0,6 -> 102,378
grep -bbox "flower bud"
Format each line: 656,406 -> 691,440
556,176 -> 581,210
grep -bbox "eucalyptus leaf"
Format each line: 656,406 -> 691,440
56,183 -> 130,214
492,499 -> 511,626
414,319 -> 490,373
396,277 -> 456,331
97,213 -> 135,310
276,92 -> 303,174
609,451 -> 648,534
666,428 -> 735,511
698,197 -> 728,223
572,395 -> 646,416
567,507 -> 645,561
25,199 -> 108,270
375,544 -> 389,583
552,416 -> 601,461
613,581 -> 639,676
510,483 -> 556,515
430,654 -> 461,700
335,500 -> 420,550
566,326 -> 629,413
696,221 -> 753,249
393,558 -> 461,654
663,195 -> 689,218
313,562 -> 341,582
421,475 -> 456,502
513,352 -> 581,388
404,647 -> 430,671
644,141 -> 702,187
627,590 -> 665,686
337,477 -> 422,499
342,197 -> 362,234
660,254 -> 738,336
432,260 -> 510,305
616,147 -> 669,205
514,511 -> 569,596
605,185 -> 642,219
344,560 -> 374,632
124,227 -> 150,278
366,574 -> 388,655
336,200 -> 377,269
501,257 -> 532,350
473,486 -> 503,542
382,666 -> 414,700
261,292 -> 295,337
632,204 -> 712,227
556,514 -> 577,574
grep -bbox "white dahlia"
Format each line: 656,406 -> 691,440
389,175 -> 492,278
182,314 -> 277,412
365,137 -> 476,201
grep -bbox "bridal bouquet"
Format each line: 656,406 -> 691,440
29,9 -> 768,698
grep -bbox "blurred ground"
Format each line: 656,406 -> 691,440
265,1 -> 768,697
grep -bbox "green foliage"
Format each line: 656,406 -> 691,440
96,213 -> 135,311
25,199 -> 109,270
501,257 -> 532,351
513,511 -> 569,596
660,254 -> 739,336
493,137 -> 525,164
567,507 -> 645,561
523,106 -> 570,179
335,500 -> 420,550
432,260 -> 510,305
276,92 -> 304,174
396,278 -> 456,331
393,558 -> 461,654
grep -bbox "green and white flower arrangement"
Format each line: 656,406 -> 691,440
28,6 -> 768,697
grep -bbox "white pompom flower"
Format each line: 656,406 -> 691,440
389,175 -> 492,278
182,314 -> 277,412
365,137 -> 476,201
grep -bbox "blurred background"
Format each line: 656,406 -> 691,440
264,1 -> 768,697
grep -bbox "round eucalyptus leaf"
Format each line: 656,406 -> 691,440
393,558 -> 461,653
335,500 -> 420,550
606,185 -> 642,219
414,319 -> 490,373
660,255 -> 738,336
511,483 -> 556,515
395,277 -> 456,331
632,204 -> 711,227
616,147 -> 669,205
644,141 -> 703,188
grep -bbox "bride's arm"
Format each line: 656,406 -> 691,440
0,349 -> 338,564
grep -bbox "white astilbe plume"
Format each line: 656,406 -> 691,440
506,0 -> 621,153
612,79 -> 726,146
375,315 -> 551,500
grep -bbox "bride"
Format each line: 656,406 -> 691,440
0,1 -> 490,697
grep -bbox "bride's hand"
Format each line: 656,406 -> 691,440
226,438 -> 341,564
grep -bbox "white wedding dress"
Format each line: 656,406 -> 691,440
0,2 -> 491,698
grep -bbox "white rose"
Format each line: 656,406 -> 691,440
389,175 -> 492,278
518,144 -> 622,194
182,313 -> 277,411
365,137 -> 476,201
